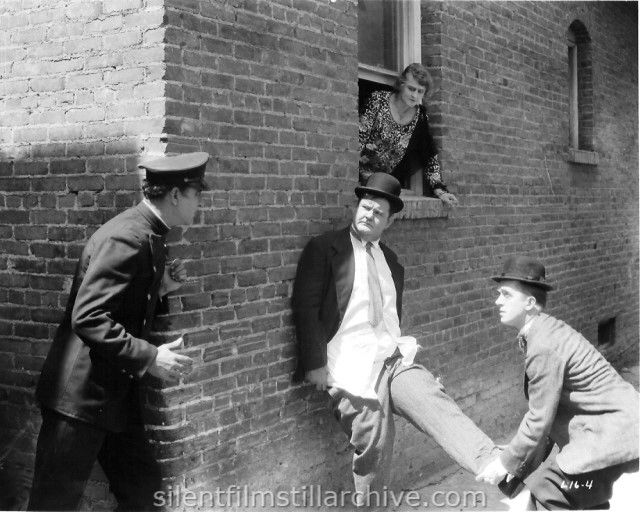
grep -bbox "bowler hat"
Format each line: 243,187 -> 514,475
492,255 -> 554,291
355,173 -> 404,214
138,152 -> 210,191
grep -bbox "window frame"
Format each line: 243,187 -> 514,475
358,0 -> 425,195
566,21 -> 599,165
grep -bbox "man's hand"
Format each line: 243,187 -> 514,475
475,456 -> 509,485
160,259 -> 188,297
305,367 -> 329,391
147,337 -> 194,382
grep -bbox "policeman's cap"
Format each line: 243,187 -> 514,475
138,152 -> 210,191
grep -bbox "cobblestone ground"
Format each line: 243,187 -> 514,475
393,364 -> 639,512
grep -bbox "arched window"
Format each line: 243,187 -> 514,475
567,20 -> 598,164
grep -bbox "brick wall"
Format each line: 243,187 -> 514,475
0,0 -> 637,509
144,0 -> 361,499
0,0 -> 167,507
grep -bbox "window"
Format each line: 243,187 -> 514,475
358,0 -> 420,87
358,0 -> 425,195
597,317 -> 616,347
567,20 -> 598,165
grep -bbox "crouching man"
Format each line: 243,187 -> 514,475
477,255 -> 639,510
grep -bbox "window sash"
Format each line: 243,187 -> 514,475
358,0 -> 421,85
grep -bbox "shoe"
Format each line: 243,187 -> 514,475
498,474 -> 525,499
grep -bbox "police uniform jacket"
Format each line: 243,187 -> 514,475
36,202 -> 168,432
501,313 -> 639,478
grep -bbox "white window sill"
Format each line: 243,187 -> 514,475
566,148 -> 599,165
395,191 -> 448,220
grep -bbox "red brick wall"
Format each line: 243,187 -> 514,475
0,0 -> 637,508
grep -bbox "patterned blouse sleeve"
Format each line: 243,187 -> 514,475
425,154 -> 448,193
421,112 -> 448,193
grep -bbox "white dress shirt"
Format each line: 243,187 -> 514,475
326,230 -> 418,399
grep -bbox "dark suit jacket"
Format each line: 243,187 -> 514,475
501,313 -> 639,478
36,202 -> 168,432
291,226 -> 404,382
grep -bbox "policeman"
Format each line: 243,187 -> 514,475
28,152 -> 210,511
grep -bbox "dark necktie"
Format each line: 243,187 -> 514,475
365,242 -> 384,327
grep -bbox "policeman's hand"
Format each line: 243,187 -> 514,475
475,456 -> 509,485
147,337 -> 194,382
160,259 -> 187,296
305,367 -> 329,391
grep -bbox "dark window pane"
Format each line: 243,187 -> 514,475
358,0 -> 399,71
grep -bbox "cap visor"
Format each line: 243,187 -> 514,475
188,178 -> 210,191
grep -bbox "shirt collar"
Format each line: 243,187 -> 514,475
349,224 -> 381,249
140,199 -> 170,234
518,314 -> 538,339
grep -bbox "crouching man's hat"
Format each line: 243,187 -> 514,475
138,152 -> 210,191
492,255 -> 554,291
355,173 -> 404,214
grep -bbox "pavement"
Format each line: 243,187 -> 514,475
391,364 -> 640,511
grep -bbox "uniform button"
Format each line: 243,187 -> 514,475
147,294 -> 151,300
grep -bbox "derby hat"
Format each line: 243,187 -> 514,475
492,255 -> 554,291
355,173 -> 404,214
138,152 -> 210,191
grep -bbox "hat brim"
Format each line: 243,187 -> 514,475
492,275 -> 554,291
355,186 -> 404,213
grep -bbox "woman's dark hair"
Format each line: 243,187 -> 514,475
394,63 -> 433,94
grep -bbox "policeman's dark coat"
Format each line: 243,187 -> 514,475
36,202 -> 168,432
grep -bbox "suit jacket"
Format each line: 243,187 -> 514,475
291,226 -> 404,382
36,202 -> 168,432
501,313 -> 639,478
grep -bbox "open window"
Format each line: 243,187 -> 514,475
358,0 -> 424,194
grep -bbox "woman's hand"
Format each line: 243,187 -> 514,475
436,191 -> 459,208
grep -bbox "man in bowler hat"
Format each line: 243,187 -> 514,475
292,173 -> 499,505
28,152 -> 210,511
477,255 -> 639,510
